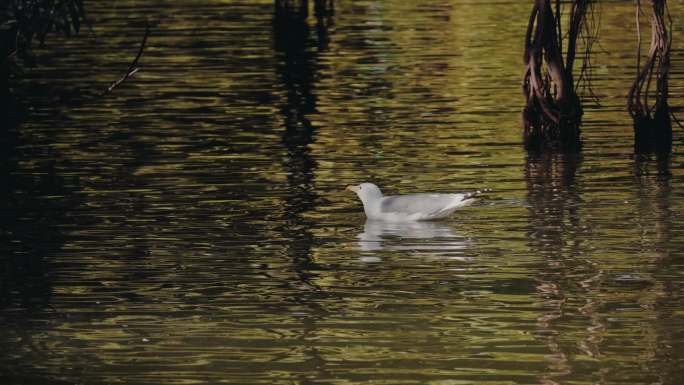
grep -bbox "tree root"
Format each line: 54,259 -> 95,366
522,0 -> 593,152
628,0 -> 672,153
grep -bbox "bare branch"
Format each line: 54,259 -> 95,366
104,22 -> 150,94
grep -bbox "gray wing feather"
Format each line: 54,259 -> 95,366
380,193 -> 465,215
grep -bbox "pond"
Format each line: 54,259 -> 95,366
2,1 -> 684,384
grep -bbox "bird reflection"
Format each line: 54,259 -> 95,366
357,220 -> 469,255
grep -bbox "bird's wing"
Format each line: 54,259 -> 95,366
380,193 -> 471,216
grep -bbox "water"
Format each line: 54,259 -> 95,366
2,1 -> 684,384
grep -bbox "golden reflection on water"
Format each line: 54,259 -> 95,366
2,1 -> 684,384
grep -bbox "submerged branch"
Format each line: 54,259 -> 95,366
104,23 -> 150,94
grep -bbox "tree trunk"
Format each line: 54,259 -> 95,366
628,0 -> 672,153
522,0 -> 591,152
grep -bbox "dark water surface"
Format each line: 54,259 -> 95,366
3,1 -> 684,384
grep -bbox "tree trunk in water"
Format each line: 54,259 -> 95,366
628,0 -> 672,153
522,0 -> 590,152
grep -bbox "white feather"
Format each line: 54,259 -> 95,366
347,183 -> 489,222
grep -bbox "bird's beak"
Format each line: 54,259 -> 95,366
345,185 -> 358,193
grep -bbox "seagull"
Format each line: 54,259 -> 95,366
346,182 -> 489,221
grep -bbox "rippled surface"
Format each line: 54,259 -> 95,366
2,1 -> 684,384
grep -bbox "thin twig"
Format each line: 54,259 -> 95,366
670,110 -> 684,129
104,22 -> 150,94
635,0 -> 641,81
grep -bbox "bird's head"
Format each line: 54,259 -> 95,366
345,183 -> 383,202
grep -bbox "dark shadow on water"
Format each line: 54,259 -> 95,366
0,374 -> 76,385
632,153 -> 682,383
632,153 -> 672,259
0,113 -> 80,383
273,3 -> 335,382
634,153 -> 673,257
0,120 -> 69,312
525,152 -> 582,255
632,152 -> 672,258
273,0 -> 333,283
523,147 -> 681,383
524,152 -> 593,381
633,153 -> 673,260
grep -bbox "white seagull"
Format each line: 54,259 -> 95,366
346,182 -> 488,221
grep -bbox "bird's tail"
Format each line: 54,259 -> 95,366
462,188 -> 492,201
